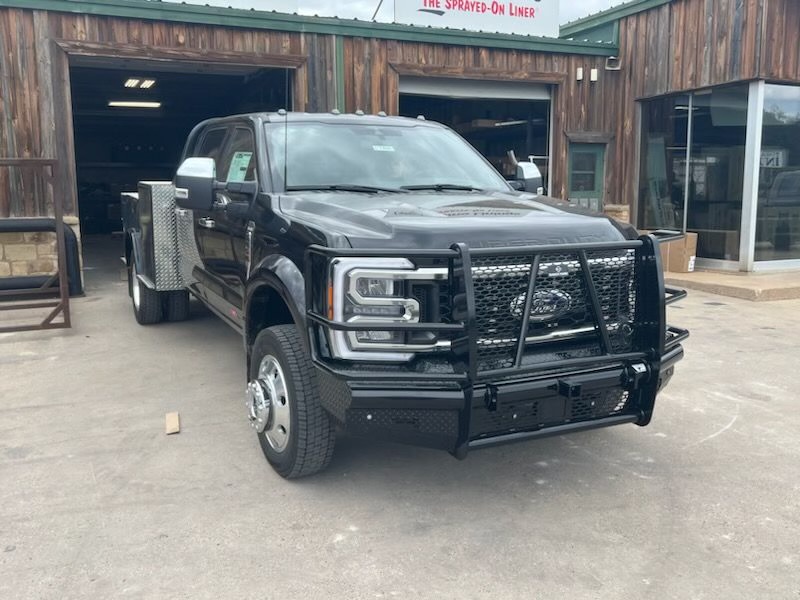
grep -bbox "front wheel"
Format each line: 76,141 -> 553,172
247,325 -> 336,479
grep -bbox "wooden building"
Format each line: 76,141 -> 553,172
0,0 -> 799,274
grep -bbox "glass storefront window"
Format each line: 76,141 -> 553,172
686,86 -> 748,261
638,85 -> 749,262
638,95 -> 689,230
755,84 -> 800,262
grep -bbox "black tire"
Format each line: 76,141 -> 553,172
164,290 -> 191,322
129,261 -> 163,325
250,324 -> 336,479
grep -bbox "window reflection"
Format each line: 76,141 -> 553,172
639,95 -> 689,230
638,86 -> 749,261
756,84 -> 800,261
686,87 -> 748,261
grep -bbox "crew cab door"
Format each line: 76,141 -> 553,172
193,125 -> 258,326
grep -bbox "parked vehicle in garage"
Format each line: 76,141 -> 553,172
121,112 -> 688,479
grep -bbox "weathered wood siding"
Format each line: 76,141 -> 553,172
0,8 -> 333,218
0,9 -> 50,219
760,0 -> 800,82
613,0 -> 766,101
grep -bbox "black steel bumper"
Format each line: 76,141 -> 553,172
305,233 -> 688,456
322,342 -> 683,455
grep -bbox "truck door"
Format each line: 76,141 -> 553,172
194,125 -> 258,323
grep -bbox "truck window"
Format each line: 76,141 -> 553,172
195,127 -> 228,173
265,122 -> 510,193
219,128 -> 257,183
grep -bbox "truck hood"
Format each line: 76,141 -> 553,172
278,191 -> 632,249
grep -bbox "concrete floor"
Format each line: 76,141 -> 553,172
1,236 -> 799,599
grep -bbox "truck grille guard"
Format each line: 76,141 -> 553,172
305,233 -> 688,388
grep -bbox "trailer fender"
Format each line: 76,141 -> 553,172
126,230 -> 155,290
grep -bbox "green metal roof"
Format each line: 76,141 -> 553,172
0,0 -> 618,55
560,0 -> 673,40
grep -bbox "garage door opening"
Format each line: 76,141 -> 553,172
399,78 -> 551,192
69,61 -> 291,252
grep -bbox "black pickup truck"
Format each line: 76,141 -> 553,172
121,112 -> 687,479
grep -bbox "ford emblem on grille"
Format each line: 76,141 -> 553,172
510,290 -> 573,322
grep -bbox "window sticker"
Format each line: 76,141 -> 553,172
227,151 -> 253,182
372,145 -> 395,152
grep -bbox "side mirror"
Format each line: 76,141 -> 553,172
515,161 -> 544,195
175,157 -> 216,211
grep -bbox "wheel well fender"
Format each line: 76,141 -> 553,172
245,255 -> 307,366
126,230 -> 146,278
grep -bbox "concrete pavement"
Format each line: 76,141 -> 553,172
1,236 -> 799,599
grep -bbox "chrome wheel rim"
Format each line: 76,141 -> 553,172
253,355 -> 291,453
131,263 -> 141,310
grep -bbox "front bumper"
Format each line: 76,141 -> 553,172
307,233 -> 688,456
319,344 -> 683,456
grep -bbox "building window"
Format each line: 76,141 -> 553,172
568,143 -> 605,212
638,85 -> 749,262
639,95 -> 690,230
755,84 -> 800,262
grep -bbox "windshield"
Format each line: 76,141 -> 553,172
265,121 -> 511,192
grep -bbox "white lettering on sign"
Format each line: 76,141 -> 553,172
395,0 -> 559,37
161,0 -> 298,13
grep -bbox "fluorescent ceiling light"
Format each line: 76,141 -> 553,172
108,101 -> 161,108
494,120 -> 527,127
124,77 -> 157,89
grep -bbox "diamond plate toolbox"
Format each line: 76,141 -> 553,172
137,182 -> 186,291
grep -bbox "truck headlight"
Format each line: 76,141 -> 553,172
354,277 -> 399,298
328,257 -> 447,362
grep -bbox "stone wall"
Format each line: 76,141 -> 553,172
0,232 -> 58,277
0,216 -> 81,280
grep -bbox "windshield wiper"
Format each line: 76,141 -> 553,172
401,184 -> 484,192
285,184 -> 407,194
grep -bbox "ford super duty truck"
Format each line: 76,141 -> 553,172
121,111 -> 688,479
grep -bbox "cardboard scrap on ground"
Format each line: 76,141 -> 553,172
165,412 -> 180,435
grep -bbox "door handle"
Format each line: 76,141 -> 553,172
198,217 -> 216,229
